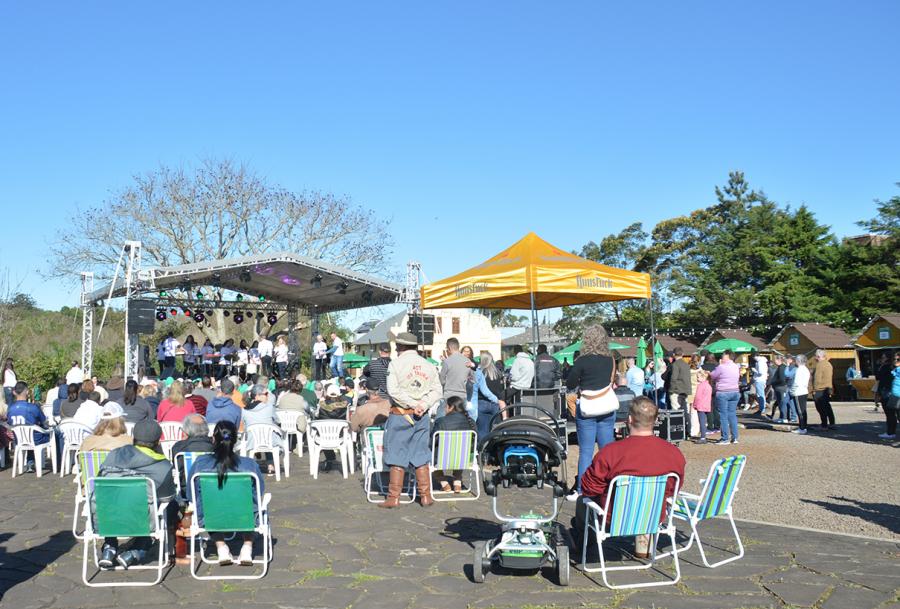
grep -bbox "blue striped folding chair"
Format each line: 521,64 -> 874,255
72,450 -> 110,539
658,455 -> 747,568
362,427 -> 415,504
174,451 -> 213,498
581,473 -> 681,589
430,430 -> 479,501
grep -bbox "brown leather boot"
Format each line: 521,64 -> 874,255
378,466 -> 405,509
415,465 -> 434,507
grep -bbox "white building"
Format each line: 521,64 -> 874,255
353,309 -> 502,360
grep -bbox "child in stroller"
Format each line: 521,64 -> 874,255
473,404 -> 571,585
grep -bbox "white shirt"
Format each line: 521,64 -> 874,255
313,341 -> 328,360
3,369 -> 16,388
332,337 -> 344,357
249,348 -> 261,365
66,366 -> 83,386
274,344 -> 289,363
792,365 -> 810,397
163,337 -> 180,358
754,357 -> 768,382
72,400 -> 103,431
258,339 -> 274,358
236,348 -> 249,366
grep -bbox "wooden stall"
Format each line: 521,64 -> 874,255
768,323 -> 855,399
850,314 -> 900,399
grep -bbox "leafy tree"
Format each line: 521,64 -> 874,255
47,158 -> 393,344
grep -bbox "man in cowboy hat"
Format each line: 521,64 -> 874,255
380,332 -> 442,508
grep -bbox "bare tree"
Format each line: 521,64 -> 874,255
48,158 -> 394,343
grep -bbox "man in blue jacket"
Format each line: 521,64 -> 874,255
7,382 -> 49,473
205,379 -> 242,428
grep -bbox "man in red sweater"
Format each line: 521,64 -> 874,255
576,396 -> 686,558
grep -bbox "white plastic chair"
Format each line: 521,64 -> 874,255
125,422 -> 136,436
57,421 -> 94,477
11,425 -> 56,477
158,421 -> 186,461
362,426 -> 415,503
240,423 -> 289,481
430,430 -> 480,501
307,420 -> 353,480
275,409 -> 305,457
42,404 -> 59,426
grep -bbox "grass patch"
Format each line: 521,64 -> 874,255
349,573 -> 384,588
220,582 -> 241,592
299,566 -> 333,583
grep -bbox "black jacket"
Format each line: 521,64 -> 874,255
432,411 -> 475,436
362,356 -> 391,398
534,353 -> 561,389
770,364 -> 788,388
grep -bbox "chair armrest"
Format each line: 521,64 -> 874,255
261,493 -> 272,511
581,497 -> 605,515
679,491 -> 702,501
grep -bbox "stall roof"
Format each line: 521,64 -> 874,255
656,334 -> 700,355
769,323 -> 852,350
698,328 -> 768,351
88,252 -> 404,314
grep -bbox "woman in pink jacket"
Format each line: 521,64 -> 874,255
692,370 -> 713,444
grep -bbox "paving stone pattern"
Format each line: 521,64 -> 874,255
1,450 -> 898,608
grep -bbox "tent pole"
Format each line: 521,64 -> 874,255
530,290 -> 539,402
648,291 -> 658,406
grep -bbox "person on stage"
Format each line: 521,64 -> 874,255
380,332 -> 442,509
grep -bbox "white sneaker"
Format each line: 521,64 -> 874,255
878,433 -> 896,440
217,545 -> 234,566
565,491 -> 580,502
791,428 -> 807,435
238,544 -> 254,566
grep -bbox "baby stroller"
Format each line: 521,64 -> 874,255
473,405 -> 570,585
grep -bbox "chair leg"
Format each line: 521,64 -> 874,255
273,451 -> 281,482
283,448 -> 290,478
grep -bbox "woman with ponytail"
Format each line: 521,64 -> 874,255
187,420 -> 264,566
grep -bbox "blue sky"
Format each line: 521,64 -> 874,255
1,2 -> 898,328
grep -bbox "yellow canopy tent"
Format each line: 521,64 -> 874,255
420,232 -> 651,310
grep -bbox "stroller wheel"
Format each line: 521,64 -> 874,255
556,544 -> 570,586
473,541 -> 488,583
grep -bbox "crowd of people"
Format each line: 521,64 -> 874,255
0,322 -> 896,575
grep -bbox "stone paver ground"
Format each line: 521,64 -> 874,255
1,439 -> 899,609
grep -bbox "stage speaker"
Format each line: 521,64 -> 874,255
127,299 -> 157,335
407,313 -> 435,344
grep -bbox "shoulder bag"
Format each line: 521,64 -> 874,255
578,359 -> 618,417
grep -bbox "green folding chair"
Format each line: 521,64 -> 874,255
362,426 -> 415,504
657,455 -> 747,568
430,430 -> 480,501
173,451 -> 212,497
72,450 -> 109,540
580,473 -> 681,589
82,477 -> 169,587
188,471 -> 272,580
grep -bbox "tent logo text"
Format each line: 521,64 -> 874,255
577,275 -> 614,289
455,283 -> 488,298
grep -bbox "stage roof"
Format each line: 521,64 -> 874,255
87,252 -> 404,314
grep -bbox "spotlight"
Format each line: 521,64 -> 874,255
236,294 -> 244,302
233,312 -> 244,324
239,269 -> 252,283
311,273 -> 322,288
184,309 -> 192,317
267,312 -> 278,325
159,290 -> 168,298
223,310 -> 230,318
193,312 -> 205,323
179,280 -> 192,292
337,280 -> 349,295
196,290 -> 204,300
206,310 -> 213,316
258,294 -> 265,302
169,308 -> 178,316
256,312 -> 265,319
156,310 -> 167,321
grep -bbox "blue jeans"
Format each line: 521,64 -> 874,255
476,400 -> 499,439
754,379 -> 767,412
715,391 -> 740,442
575,408 -> 616,492
784,393 -> 797,421
330,355 -> 344,379
3,387 -> 13,408
697,411 -> 708,439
